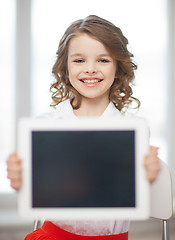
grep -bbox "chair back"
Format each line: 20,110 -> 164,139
150,161 -> 173,220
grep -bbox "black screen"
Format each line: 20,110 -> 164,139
32,131 -> 135,208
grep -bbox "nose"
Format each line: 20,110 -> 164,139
84,62 -> 97,74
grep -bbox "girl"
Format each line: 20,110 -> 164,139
7,15 -> 160,240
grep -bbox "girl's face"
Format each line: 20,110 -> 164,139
67,34 -> 116,103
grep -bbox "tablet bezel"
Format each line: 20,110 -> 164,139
18,117 -> 150,220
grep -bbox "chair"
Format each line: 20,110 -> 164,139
33,161 -> 173,240
33,218 -> 43,231
150,161 -> 173,240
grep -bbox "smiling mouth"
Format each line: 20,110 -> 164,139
79,78 -> 103,83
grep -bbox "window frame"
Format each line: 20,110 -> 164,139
0,0 -> 31,210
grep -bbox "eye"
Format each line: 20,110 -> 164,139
74,59 -> 84,63
99,59 -> 110,63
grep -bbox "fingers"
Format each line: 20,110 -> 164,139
7,152 -> 22,190
9,179 -> 22,191
144,146 -> 161,184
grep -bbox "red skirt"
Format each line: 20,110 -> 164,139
25,221 -> 128,240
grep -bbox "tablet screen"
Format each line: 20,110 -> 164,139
32,130 -> 135,208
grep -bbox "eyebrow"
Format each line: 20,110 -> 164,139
70,54 -> 84,58
70,53 -> 112,58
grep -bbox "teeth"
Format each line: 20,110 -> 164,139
83,79 -> 99,83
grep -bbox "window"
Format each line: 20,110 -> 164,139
0,0 -> 15,193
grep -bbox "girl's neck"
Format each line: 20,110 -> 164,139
73,97 -> 110,117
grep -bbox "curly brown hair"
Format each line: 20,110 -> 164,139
50,15 -> 140,112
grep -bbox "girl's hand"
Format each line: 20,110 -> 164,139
144,146 -> 161,183
7,152 -> 22,190
6,147 -> 160,190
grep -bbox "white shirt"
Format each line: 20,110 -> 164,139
38,100 -> 130,236
38,99 -> 121,120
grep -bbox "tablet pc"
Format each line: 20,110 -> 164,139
18,117 -> 149,220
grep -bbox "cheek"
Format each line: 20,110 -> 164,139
106,67 -> 116,79
103,62 -> 116,78
67,65 -> 74,81
68,68 -> 80,87
68,64 -> 79,79
68,71 -> 76,83
111,61 -> 117,76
